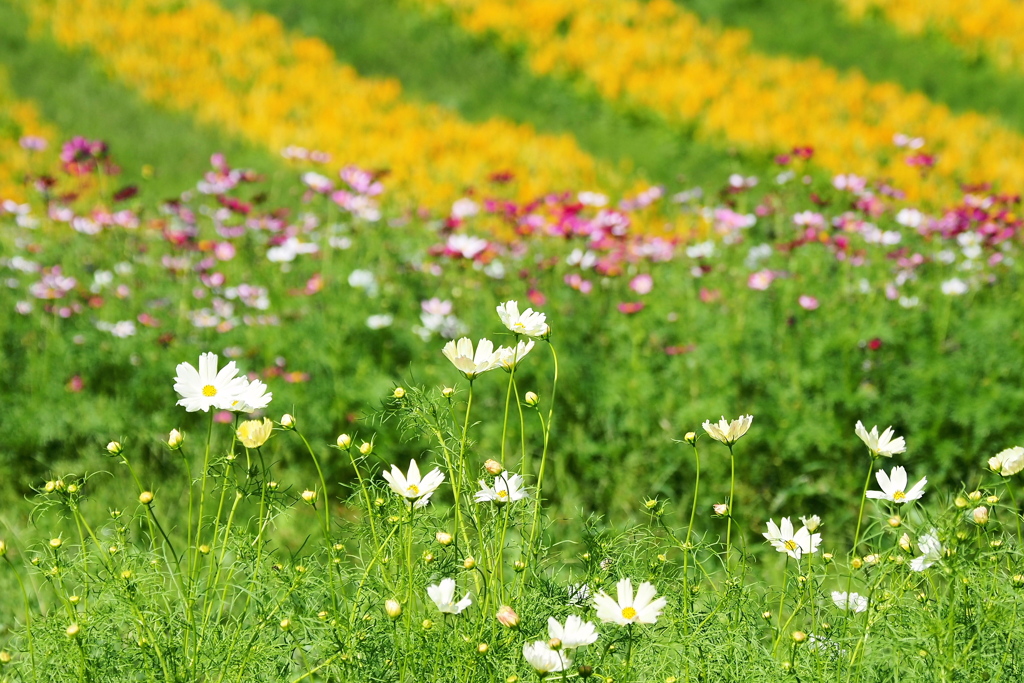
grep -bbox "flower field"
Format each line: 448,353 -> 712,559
3,0 -> 1024,680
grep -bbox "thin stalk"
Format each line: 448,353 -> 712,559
527,343 -> 559,562
725,445 -> 736,573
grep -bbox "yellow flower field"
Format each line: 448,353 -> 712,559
21,0 -> 618,209
415,0 -> 1024,202
842,0 -> 1024,74
0,69 -> 56,202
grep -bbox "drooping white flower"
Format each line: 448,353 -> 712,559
567,583 -> 591,606
989,446 -> 1024,476
831,591 -> 868,613
474,473 -> 529,504
441,338 -> 501,379
229,378 -> 273,413
866,466 -> 927,504
382,459 -> 445,508
854,421 -> 906,458
593,578 -> 667,626
496,300 -> 548,338
763,517 -> 821,560
522,641 -> 571,673
910,530 -> 943,572
173,352 -> 248,412
702,415 -> 753,446
494,340 -> 535,371
547,615 -> 599,649
426,578 -> 471,614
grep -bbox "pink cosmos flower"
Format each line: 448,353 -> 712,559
617,302 -> 645,314
798,295 -> 819,310
748,270 -> 775,291
629,274 -> 653,295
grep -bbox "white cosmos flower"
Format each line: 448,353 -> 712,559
910,530 -> 943,572
702,415 -> 753,446
382,459 -> 445,508
854,421 -> 906,458
593,578 -> 667,626
831,591 -> 868,613
494,340 -> 535,371
173,352 -> 249,412
763,517 -> 820,560
426,578 -> 472,614
866,466 -> 927,504
989,446 -> 1024,476
547,615 -> 599,649
228,378 -> 273,413
441,337 -> 501,379
496,300 -> 549,337
474,473 -> 529,504
522,641 -> 571,673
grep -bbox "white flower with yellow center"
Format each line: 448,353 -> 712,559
173,352 -> 248,412
441,337 -> 501,379
989,446 -> 1024,476
763,517 -> 820,560
382,459 -> 445,508
593,578 -> 667,626
474,473 -> 529,504
854,421 -> 906,458
702,415 -> 753,446
496,300 -> 549,338
229,378 -> 273,413
522,641 -> 571,673
866,466 -> 927,505
426,578 -> 471,614
494,340 -> 535,371
831,591 -> 868,613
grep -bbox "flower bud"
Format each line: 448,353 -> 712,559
279,618 -> 291,630
986,495 -> 1000,504
393,387 -> 406,399
421,619 -> 433,630
863,553 -> 880,565
496,605 -> 520,628
761,611 -> 772,620
0,651 -> 11,664
106,441 -> 123,456
44,481 -> 56,493
49,538 -> 62,549
280,414 -> 296,430
850,557 -> 863,569
1012,574 -> 1024,589
548,638 -> 563,651
713,503 -> 729,516
968,490 -> 982,503
67,483 -> 79,494
791,631 -> 807,643
991,539 -> 1004,548
484,459 -> 503,475
899,533 -> 912,551
644,498 -> 659,510
477,643 -> 489,654
0,540 -> 6,557
822,553 -> 833,563
436,531 -> 453,546
337,433 -> 352,449
578,666 -> 594,679
683,431 -> 697,445
198,544 -> 211,555
800,515 -> 821,532
422,552 -> 435,564
168,429 -> 184,449
524,391 -> 539,407
139,491 -> 154,505
954,495 -> 968,508
359,442 -> 373,455
463,556 -> 476,569
513,560 -> 527,572
441,387 -> 455,398
972,506 -> 990,525
301,489 -> 318,505
385,599 -> 403,619
888,515 -> 902,528
66,623 -> 81,639
120,570 -> 132,580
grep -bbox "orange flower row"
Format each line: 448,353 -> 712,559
416,0 -> 1024,202
22,0 -> 618,209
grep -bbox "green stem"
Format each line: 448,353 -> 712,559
725,445 -> 736,573
527,343 -> 558,564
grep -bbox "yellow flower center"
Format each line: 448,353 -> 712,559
406,484 -> 420,497
783,540 -> 798,551
513,322 -> 526,331
621,606 -> 637,620
893,491 -> 906,501
202,385 -> 217,397
497,490 -> 508,499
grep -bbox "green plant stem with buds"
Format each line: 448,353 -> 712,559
526,342 -> 558,567
725,444 -> 736,573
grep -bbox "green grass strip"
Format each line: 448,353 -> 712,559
224,0 -> 776,190
0,1 -> 280,198
681,0 -> 1024,132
